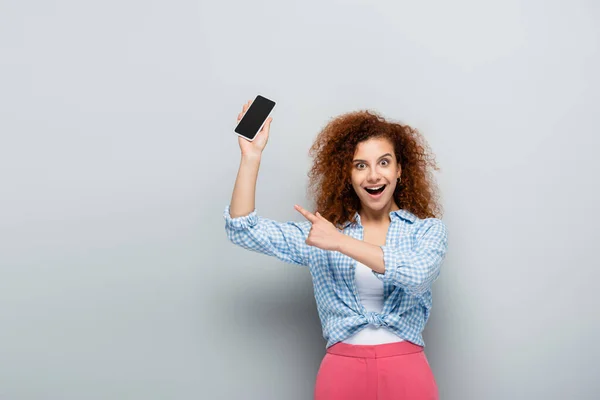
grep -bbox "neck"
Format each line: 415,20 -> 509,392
359,201 -> 400,225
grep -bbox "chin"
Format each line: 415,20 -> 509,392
361,197 -> 391,209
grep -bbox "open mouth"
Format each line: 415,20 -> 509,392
364,185 -> 386,196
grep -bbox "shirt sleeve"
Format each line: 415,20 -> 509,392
223,205 -> 312,266
372,218 -> 448,296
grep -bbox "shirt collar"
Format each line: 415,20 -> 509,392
342,208 -> 417,229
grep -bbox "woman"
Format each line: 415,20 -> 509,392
224,99 -> 448,399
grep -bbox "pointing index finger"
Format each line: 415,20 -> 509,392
294,205 -> 318,223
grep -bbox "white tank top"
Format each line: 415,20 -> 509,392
342,260 -> 405,345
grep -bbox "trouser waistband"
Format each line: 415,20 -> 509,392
326,340 -> 424,358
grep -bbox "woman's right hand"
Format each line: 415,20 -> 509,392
237,99 -> 272,158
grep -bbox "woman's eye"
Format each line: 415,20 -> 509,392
356,160 -> 388,169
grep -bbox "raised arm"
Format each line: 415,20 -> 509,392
225,100 -> 310,266
229,99 -> 271,219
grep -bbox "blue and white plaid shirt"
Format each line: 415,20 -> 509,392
223,205 -> 448,349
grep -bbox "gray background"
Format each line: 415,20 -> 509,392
1,0 -> 599,399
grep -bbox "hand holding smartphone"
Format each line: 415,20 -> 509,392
235,95 -> 276,157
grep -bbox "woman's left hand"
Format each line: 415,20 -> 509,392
294,204 -> 344,251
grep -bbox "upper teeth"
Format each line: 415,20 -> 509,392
366,185 -> 384,190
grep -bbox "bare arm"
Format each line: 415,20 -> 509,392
229,99 -> 272,218
340,219 -> 448,296
224,99 -> 310,266
229,154 -> 261,218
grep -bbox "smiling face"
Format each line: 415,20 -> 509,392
350,137 -> 401,214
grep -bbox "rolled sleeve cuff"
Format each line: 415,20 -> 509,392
223,205 -> 259,230
371,245 -> 406,283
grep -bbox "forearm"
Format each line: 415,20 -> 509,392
224,154 -> 311,266
337,235 -> 385,274
229,154 -> 261,218
337,234 -> 441,294
336,220 -> 448,295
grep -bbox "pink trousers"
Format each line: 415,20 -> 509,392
314,341 -> 439,400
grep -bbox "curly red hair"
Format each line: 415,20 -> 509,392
306,110 -> 443,229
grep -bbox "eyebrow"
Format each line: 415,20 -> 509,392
353,153 -> 393,163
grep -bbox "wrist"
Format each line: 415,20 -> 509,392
336,233 -> 351,253
241,153 -> 262,163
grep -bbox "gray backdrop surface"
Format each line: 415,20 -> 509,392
1,0 -> 599,399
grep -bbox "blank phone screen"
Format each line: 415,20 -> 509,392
235,95 -> 276,140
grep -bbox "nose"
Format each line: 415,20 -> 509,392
367,168 -> 381,182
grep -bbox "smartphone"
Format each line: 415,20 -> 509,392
235,95 -> 276,141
